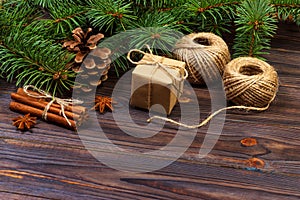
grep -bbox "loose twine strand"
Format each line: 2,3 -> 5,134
147,57 -> 278,129
23,85 -> 83,126
147,99 -> 273,129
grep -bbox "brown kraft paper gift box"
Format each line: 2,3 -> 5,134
130,53 -> 186,115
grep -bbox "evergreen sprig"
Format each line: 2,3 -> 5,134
0,26 -> 76,95
133,0 -> 168,8
128,11 -> 185,54
132,0 -> 186,9
233,0 -> 278,59
30,0 -> 86,9
271,0 -> 300,25
45,3 -> 88,39
101,11 -> 186,74
0,0 -> 41,38
86,0 -> 137,34
182,0 -> 238,35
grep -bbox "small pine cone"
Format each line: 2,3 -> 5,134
91,47 -> 112,60
81,85 -> 93,93
73,46 -> 112,92
83,58 -> 96,70
90,79 -> 102,87
63,27 -> 105,63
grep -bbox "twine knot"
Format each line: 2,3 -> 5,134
127,44 -> 188,81
23,85 -> 83,126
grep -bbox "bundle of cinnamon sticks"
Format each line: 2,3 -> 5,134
9,88 -> 87,130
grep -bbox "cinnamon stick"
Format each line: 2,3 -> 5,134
16,88 -> 87,115
11,92 -> 82,121
9,101 -> 77,130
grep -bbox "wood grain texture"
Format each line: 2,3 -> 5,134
0,22 -> 300,199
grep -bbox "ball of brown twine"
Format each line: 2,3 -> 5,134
173,32 -> 231,85
223,57 -> 279,108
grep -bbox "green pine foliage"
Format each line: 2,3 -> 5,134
181,0 -> 238,35
0,0 -> 41,38
0,25 -> 76,95
46,3 -> 87,39
271,0 -> 300,25
0,0 -> 299,95
233,0 -> 278,59
30,0 -> 86,9
122,11 -> 185,62
133,0 -> 187,10
87,0 -> 137,34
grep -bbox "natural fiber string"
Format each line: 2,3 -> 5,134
173,32 -> 231,85
147,66 -> 158,109
147,98 -> 274,129
127,45 -> 188,82
223,57 -> 279,107
23,85 -> 83,126
147,57 -> 279,129
127,45 -> 189,109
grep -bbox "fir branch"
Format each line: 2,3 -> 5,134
46,4 -> 88,39
132,0 -> 186,9
53,11 -> 87,24
0,0 -> 41,38
182,0 -> 238,35
127,27 -> 183,56
130,11 -> 185,30
233,0 -> 278,59
30,0 -> 87,9
271,0 -> 300,8
196,1 -> 240,13
86,0 -> 137,34
133,0 -> 168,8
183,0 -> 239,17
271,0 -> 300,25
101,11 -> 186,75
11,3 -> 88,41
0,26 -> 76,95
128,11 -> 185,54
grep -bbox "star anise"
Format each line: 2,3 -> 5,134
12,113 -> 37,131
63,27 -> 104,63
92,96 -> 113,113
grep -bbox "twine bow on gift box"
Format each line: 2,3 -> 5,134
127,45 -> 188,82
23,85 -> 84,126
127,45 -> 188,113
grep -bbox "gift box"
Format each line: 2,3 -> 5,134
130,53 -> 186,115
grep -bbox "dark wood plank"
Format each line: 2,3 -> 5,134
0,22 -> 300,199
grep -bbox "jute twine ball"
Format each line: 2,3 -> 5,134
223,57 -> 279,108
173,32 -> 231,85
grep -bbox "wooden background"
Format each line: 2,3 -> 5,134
0,22 -> 299,199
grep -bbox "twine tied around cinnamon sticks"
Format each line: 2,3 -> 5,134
23,85 -> 83,126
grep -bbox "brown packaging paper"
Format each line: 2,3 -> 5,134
130,53 -> 186,115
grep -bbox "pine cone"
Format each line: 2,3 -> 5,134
63,27 -> 104,63
74,47 -> 112,93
